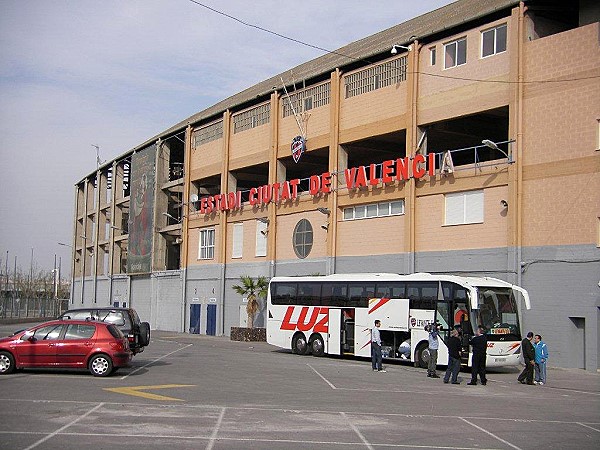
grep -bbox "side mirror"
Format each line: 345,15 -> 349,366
27,336 -> 38,343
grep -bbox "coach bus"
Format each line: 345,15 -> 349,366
266,273 -> 531,368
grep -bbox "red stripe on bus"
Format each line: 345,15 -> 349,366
369,298 -> 390,315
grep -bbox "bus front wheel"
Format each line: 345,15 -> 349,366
292,333 -> 308,355
415,343 -> 430,369
310,335 -> 324,357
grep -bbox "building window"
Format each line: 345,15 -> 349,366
193,120 -> 223,147
255,220 -> 267,257
430,47 -> 436,66
282,82 -> 330,118
233,103 -> 270,133
343,200 -> 405,221
293,219 -> 313,259
199,228 -> 215,260
445,190 -> 484,225
345,56 -> 407,98
444,37 -> 467,69
232,223 -> 243,259
482,24 -> 507,58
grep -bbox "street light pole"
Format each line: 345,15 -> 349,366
57,242 -> 73,305
53,254 -> 58,300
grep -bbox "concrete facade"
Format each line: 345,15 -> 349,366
69,1 -> 599,371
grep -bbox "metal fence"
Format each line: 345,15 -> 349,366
0,297 -> 69,320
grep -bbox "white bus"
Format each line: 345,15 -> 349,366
266,273 -> 531,368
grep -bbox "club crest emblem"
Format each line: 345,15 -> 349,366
291,136 -> 306,163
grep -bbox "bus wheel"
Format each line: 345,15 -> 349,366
415,343 -> 430,369
310,335 -> 324,357
292,333 -> 308,355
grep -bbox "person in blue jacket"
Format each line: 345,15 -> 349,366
533,334 -> 549,385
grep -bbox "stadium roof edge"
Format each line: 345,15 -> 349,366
78,0 -> 520,183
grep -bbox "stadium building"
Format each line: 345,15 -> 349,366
67,0 -> 600,371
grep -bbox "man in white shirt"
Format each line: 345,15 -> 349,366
371,320 -> 386,372
427,322 -> 440,378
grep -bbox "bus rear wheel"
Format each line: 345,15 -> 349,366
415,343 -> 430,369
310,335 -> 324,357
292,333 -> 308,355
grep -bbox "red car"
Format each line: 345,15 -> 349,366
0,319 -> 132,377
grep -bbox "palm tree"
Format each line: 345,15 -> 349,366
232,275 -> 268,329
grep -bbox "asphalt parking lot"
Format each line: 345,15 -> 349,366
0,323 -> 598,450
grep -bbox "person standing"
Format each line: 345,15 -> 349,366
371,320 -> 385,372
426,322 -> 440,378
533,334 -> 549,385
518,331 -> 536,385
467,325 -> 488,385
443,329 -> 462,384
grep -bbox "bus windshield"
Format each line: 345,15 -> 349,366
476,287 -> 521,341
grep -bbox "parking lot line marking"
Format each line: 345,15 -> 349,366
205,407 -> 226,450
120,343 -> 193,380
307,363 -> 337,389
576,422 -> 600,432
22,402 -> 104,450
460,417 -> 523,450
340,412 -> 374,450
104,384 -> 195,401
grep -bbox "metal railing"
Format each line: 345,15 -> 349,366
0,297 -> 69,320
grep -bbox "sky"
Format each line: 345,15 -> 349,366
0,0 -> 453,277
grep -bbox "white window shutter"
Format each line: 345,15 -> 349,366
256,220 -> 267,257
465,190 -> 484,223
232,223 -> 243,258
445,193 -> 463,225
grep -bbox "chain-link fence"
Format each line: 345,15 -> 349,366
0,297 -> 69,320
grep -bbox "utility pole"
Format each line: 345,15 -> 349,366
13,255 -> 17,317
27,247 -> 33,317
53,254 -> 58,299
92,144 -> 101,170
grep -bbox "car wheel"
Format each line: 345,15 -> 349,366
310,335 -> 325,357
291,333 -> 308,355
88,354 -> 113,377
415,343 -> 430,369
0,351 -> 15,374
139,322 -> 150,347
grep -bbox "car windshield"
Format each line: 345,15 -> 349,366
99,311 -> 126,327
22,324 -> 63,341
476,287 -> 521,341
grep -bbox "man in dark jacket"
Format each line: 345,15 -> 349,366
518,331 -> 536,385
443,328 -> 462,384
467,325 -> 488,385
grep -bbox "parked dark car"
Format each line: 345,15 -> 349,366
58,308 -> 150,355
0,319 -> 132,376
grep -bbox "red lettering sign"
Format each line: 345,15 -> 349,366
197,154 -> 437,215
280,306 -> 329,333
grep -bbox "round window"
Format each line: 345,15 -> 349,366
293,219 -> 313,259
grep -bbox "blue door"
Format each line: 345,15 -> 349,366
206,304 -> 217,336
189,304 -> 201,334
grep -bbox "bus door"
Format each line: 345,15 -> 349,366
435,300 -> 451,350
341,308 -> 355,354
327,308 -> 342,355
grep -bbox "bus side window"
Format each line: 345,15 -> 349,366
322,283 -> 347,307
348,283 -> 373,307
407,282 -> 437,309
376,282 -> 406,299
272,283 -> 296,305
297,283 -> 321,306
